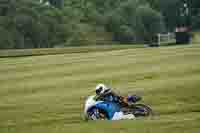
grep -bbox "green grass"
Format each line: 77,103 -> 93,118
0,44 -> 200,133
0,45 -> 145,58
192,32 -> 200,44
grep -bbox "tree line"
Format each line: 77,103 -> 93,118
0,0 -> 199,49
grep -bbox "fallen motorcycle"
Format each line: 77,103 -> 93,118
84,95 -> 153,120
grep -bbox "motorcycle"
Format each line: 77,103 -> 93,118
83,95 -> 153,120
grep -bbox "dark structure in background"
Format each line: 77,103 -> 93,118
175,0 -> 191,44
175,27 -> 191,44
41,0 -> 64,9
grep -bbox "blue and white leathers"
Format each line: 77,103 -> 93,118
95,101 -> 121,120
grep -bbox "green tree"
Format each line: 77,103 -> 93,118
105,0 -> 165,43
147,0 -> 182,31
190,0 -> 200,29
0,0 -> 74,49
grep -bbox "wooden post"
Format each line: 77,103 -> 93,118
168,32 -> 170,43
158,33 -> 161,46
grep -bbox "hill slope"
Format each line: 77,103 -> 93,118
0,45 -> 200,133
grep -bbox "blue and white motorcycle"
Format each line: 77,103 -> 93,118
84,95 -> 153,120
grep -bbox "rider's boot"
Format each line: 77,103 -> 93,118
112,112 -> 135,120
127,95 -> 142,103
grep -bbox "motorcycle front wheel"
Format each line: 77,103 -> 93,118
87,108 -> 108,120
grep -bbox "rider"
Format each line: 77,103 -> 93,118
95,83 -> 141,106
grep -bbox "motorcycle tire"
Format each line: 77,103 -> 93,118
130,104 -> 153,117
87,108 -> 108,120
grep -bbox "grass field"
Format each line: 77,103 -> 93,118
0,45 -> 145,58
0,44 -> 200,133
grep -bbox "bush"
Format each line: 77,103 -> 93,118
114,25 -> 135,43
0,27 -> 15,49
135,5 -> 165,43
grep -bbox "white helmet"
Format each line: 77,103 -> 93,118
95,84 -> 107,95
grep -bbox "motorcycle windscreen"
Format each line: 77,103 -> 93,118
95,102 -> 121,120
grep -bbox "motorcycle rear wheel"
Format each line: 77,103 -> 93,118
130,104 -> 153,117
